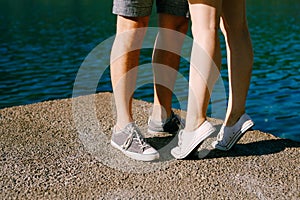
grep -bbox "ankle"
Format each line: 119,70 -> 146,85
150,105 -> 171,122
224,111 -> 245,127
185,118 -> 206,132
116,119 -> 134,131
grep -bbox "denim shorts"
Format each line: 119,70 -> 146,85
113,0 -> 189,17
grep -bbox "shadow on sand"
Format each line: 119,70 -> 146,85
146,131 -> 300,160
202,138 -> 300,159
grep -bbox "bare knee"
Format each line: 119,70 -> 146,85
114,15 -> 150,49
191,24 -> 218,44
172,18 -> 189,34
158,14 -> 189,34
117,15 -> 149,33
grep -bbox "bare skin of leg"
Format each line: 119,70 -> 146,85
185,0 -> 222,132
110,16 -> 149,130
220,0 -> 253,126
151,13 -> 189,121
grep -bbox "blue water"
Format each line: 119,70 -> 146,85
0,0 -> 299,142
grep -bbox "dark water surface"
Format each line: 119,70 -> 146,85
0,0 -> 299,142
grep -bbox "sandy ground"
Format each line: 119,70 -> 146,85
0,92 -> 299,199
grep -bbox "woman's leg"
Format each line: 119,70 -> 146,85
171,1 -> 224,159
220,0 -> 253,126
185,0 -> 222,131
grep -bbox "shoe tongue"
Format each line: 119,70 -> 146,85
124,122 -> 136,128
124,122 -> 142,135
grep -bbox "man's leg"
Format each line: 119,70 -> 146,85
151,13 -> 189,121
110,15 -> 149,130
110,16 -> 160,161
220,0 -> 253,126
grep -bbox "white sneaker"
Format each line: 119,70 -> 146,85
171,121 -> 216,159
212,113 -> 254,151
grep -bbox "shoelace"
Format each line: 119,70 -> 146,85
217,126 -> 229,145
121,125 -> 149,151
177,130 -> 184,148
217,127 -> 224,141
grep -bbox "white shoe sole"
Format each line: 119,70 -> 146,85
111,140 -> 159,161
147,128 -> 169,134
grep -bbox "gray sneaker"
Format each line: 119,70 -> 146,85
148,111 -> 184,134
111,122 -> 159,161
